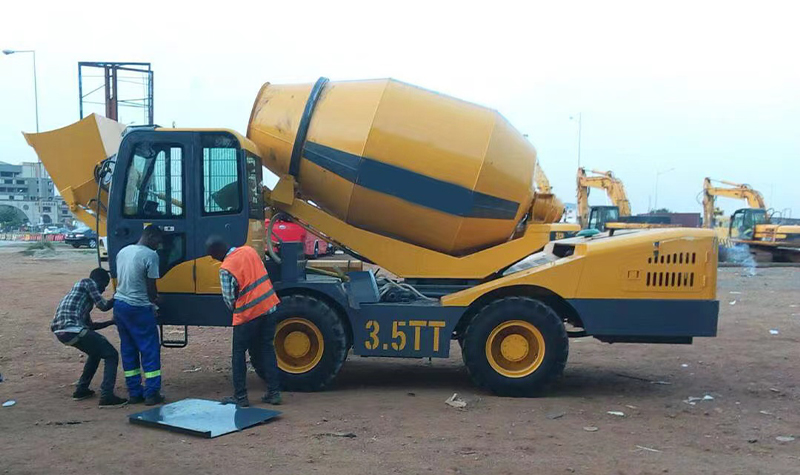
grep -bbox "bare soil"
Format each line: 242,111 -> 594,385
1,243 -> 798,475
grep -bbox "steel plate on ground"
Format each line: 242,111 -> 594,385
128,398 -> 281,438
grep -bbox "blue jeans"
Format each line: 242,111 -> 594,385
114,300 -> 161,398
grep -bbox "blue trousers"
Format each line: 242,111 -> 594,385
114,300 -> 161,398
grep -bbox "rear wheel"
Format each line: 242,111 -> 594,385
462,297 -> 568,396
272,294 -> 348,391
88,239 -> 97,249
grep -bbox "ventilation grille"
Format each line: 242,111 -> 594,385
647,252 -> 696,265
646,271 -> 695,288
644,252 -> 698,289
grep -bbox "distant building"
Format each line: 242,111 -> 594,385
0,161 -> 73,227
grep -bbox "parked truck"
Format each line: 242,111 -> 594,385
26,77 -> 719,396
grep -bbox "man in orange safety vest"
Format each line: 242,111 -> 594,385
206,236 -> 282,406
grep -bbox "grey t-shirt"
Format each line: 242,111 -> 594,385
114,244 -> 160,307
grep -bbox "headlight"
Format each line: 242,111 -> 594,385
74,234 -> 84,238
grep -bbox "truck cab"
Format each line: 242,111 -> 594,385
107,128 -> 265,327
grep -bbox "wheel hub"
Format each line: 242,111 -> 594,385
284,331 -> 311,358
500,334 -> 529,362
485,320 -> 546,378
275,317 -> 325,374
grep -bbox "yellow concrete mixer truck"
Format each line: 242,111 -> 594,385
26,77 -> 719,396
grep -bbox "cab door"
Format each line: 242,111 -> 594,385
108,131 -> 195,293
193,132 -> 253,294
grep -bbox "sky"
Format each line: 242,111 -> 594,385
1,0 -> 798,218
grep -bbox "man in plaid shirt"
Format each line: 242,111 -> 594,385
51,268 -> 127,407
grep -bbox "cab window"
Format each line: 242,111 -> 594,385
246,153 -> 264,220
202,134 -> 241,214
123,143 -> 184,218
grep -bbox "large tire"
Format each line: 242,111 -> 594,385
462,297 -> 568,397
271,294 -> 348,391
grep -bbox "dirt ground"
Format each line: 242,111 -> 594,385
0,243 -> 798,475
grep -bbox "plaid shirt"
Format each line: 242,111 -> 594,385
219,268 -> 239,311
51,279 -> 113,333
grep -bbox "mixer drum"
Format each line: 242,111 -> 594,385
248,78 -> 537,255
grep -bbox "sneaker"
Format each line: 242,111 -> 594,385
128,395 -> 145,405
72,388 -> 96,401
221,396 -> 250,407
261,392 -> 282,405
144,393 -> 166,406
98,395 -> 128,408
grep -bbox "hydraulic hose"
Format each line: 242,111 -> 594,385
266,211 -> 289,264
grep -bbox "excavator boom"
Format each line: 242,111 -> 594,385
576,168 -> 632,227
702,177 -> 766,228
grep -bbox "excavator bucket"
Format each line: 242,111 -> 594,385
24,114 -> 126,236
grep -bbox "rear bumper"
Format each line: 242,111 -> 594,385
568,299 -> 719,338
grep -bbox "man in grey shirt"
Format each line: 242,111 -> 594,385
114,225 -> 165,406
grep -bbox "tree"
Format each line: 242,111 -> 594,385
0,206 -> 26,229
650,208 -> 672,214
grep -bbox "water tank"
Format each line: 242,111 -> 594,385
248,78 -> 538,256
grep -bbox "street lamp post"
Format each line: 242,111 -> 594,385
569,113 -> 582,168
4,49 -> 45,224
654,167 -> 675,211
2,49 -> 39,133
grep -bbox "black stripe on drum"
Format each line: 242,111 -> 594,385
301,141 -> 519,220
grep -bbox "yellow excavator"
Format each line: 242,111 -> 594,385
576,167 -> 673,232
25,77 -> 719,396
702,178 -> 800,262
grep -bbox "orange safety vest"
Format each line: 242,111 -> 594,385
220,246 -> 281,326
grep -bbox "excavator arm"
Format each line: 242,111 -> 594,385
702,177 -> 766,228
576,168 -> 632,227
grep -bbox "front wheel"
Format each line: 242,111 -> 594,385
462,297 -> 568,397
271,294 -> 348,391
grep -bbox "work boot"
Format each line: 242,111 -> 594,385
98,394 -> 128,408
72,388 -> 96,401
144,393 -> 166,406
221,396 -> 250,407
128,395 -> 145,405
261,391 -> 282,405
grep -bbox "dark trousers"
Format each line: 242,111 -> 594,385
58,330 -> 119,398
232,313 -> 279,400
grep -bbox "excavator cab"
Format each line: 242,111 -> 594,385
107,128 -> 265,326
587,206 -> 620,231
729,208 -> 767,240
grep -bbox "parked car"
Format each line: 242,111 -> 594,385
43,226 -> 69,235
65,227 -> 99,249
267,219 -> 332,258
